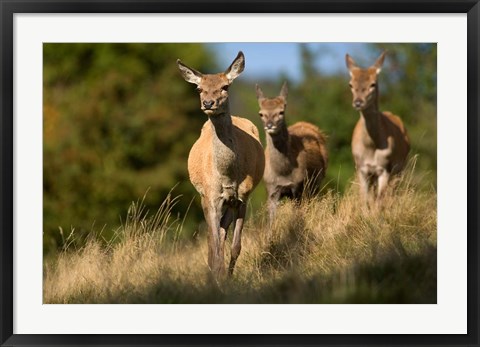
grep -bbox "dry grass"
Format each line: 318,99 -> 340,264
44,160 -> 437,304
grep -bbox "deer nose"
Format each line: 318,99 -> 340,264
353,99 -> 363,108
203,100 -> 215,109
266,122 -> 274,129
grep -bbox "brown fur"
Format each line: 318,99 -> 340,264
346,52 -> 410,205
188,116 -> 264,202
177,52 -> 265,278
256,83 -> 328,224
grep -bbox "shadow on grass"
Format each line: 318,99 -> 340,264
63,244 -> 436,304
255,244 -> 437,304
259,215 -> 308,272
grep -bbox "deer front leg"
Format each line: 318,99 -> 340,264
228,202 -> 246,276
202,197 -> 226,279
357,168 -> 370,208
267,186 -> 281,229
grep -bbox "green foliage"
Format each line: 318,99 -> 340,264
43,43 -> 214,255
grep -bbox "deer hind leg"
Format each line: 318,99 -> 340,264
228,202 -> 246,276
376,169 -> 390,203
303,169 -> 322,198
202,197 -> 227,279
220,207 -> 235,232
292,181 -> 304,201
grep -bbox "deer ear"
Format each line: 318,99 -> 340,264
225,51 -> 245,83
176,59 -> 203,85
255,84 -> 265,102
345,54 -> 357,77
279,81 -> 288,100
373,51 -> 387,74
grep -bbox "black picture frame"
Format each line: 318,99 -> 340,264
1,1 -> 479,346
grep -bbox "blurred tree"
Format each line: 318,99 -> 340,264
44,43 -> 214,255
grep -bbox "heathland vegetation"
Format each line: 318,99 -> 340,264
43,43 -> 436,303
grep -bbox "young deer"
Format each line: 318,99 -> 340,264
256,82 -> 328,225
177,52 -> 265,278
346,51 -> 410,205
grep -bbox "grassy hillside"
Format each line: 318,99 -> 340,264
44,160 -> 436,304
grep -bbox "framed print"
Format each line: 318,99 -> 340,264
1,0 -> 479,346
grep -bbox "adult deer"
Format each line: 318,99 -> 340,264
177,52 -> 265,278
346,51 -> 410,205
256,82 -> 328,225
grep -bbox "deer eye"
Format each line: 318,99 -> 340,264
221,85 -> 229,91
370,83 -> 376,88
196,87 -> 203,93
348,83 -> 353,89
279,111 -> 284,117
258,112 -> 264,117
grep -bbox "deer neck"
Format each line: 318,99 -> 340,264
266,123 -> 291,174
208,111 -> 238,180
359,101 -> 383,148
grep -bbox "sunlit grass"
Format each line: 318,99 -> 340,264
44,158 -> 436,304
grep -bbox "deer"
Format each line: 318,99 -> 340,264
256,82 -> 328,226
346,51 -> 410,206
176,52 -> 265,279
